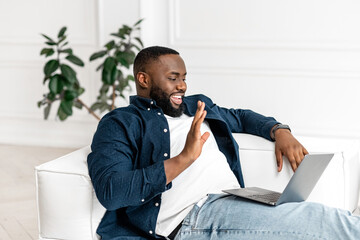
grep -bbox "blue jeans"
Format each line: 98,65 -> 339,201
174,194 -> 360,240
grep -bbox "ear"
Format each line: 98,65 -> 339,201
137,72 -> 150,89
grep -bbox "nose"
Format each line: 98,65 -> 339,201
176,79 -> 186,92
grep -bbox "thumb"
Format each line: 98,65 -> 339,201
201,132 -> 210,144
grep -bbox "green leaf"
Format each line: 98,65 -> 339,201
77,87 -> 85,96
57,105 -> 68,121
101,57 -> 117,84
110,33 -> 123,39
41,34 -> 55,43
60,64 -> 77,83
132,44 -> 142,52
64,90 -> 78,101
60,100 -> 73,116
102,67 -> 117,85
74,100 -> 83,109
134,37 -> 144,47
96,63 -> 103,71
40,48 -> 55,57
44,59 -> 59,77
103,57 -> 116,71
43,76 -> 50,84
118,57 -> 129,68
47,92 -> 56,101
37,100 -> 42,108
57,35 -> 67,45
58,26 -> 67,38
45,41 -> 57,46
65,54 -> 84,67
49,74 -> 64,94
111,66 -> 119,82
59,48 -> 73,54
89,50 -> 107,61
44,104 -> 51,120
133,18 -> 144,27
61,41 -> 69,47
116,51 -> 135,69
90,102 -> 103,111
105,40 -> 115,50
127,75 -> 135,80
100,84 -> 110,94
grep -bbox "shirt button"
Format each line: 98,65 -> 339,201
150,101 -> 154,105
149,230 -> 153,234
155,203 -> 159,207
163,128 -> 168,133
164,153 -> 168,157
141,199 -> 145,202
147,108 -> 151,111
157,112 -> 161,115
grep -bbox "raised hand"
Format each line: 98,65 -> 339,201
181,101 -> 210,162
164,101 -> 210,184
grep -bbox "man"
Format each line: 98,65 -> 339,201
88,46 -> 360,239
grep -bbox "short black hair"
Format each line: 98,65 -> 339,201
133,46 -> 179,79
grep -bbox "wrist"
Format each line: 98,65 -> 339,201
271,124 -> 291,141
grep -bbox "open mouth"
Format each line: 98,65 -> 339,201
170,94 -> 183,106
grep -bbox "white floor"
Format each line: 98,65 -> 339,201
0,144 -> 76,240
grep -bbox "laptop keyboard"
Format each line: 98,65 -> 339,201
250,192 -> 282,202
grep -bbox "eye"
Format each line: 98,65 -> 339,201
168,77 -> 177,81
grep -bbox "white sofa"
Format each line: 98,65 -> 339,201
35,133 -> 360,240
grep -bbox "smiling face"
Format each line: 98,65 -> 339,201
136,54 -> 187,117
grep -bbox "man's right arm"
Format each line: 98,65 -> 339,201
164,101 -> 209,184
87,101 -> 209,210
87,115 -> 168,211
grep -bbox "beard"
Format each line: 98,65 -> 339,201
149,85 -> 185,117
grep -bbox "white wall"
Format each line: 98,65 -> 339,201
142,0 -> 360,140
0,0 -> 140,148
0,0 -> 359,148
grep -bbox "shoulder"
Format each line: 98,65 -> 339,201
184,94 -> 214,105
98,105 -> 143,129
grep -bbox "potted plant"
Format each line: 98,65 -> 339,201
89,19 -> 144,113
38,27 -> 100,121
38,19 -> 144,121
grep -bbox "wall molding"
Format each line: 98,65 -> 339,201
189,66 -> 360,79
168,0 -> 360,51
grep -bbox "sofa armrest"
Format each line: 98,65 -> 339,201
35,146 -> 105,240
234,133 -> 360,212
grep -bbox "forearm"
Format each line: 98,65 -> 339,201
219,107 -> 279,140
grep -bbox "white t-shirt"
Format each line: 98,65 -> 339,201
155,114 -> 240,237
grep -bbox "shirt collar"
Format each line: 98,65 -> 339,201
129,95 -> 157,110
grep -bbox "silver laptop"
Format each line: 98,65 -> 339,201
223,153 -> 334,206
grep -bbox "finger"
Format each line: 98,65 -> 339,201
303,147 -> 309,155
275,149 -> 283,172
201,132 -> 210,144
294,152 -> 303,168
193,110 -> 207,134
193,105 -> 207,130
289,157 -> 297,172
194,101 -> 205,120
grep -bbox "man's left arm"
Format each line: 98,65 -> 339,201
271,126 -> 309,172
212,103 -> 308,172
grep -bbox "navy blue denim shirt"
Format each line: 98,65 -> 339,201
87,94 -> 279,240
